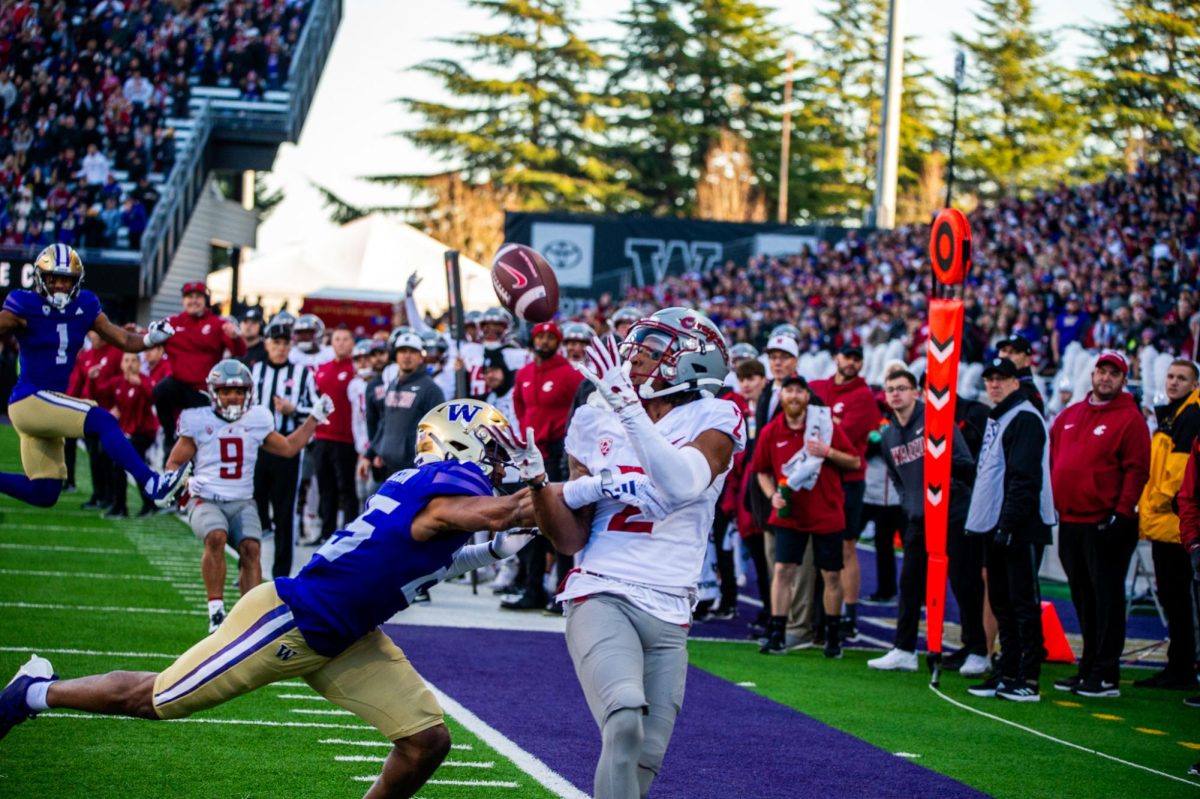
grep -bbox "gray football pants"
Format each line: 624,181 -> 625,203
565,593 -> 689,799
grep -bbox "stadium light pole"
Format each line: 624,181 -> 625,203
944,50 -> 966,208
777,50 -> 794,224
871,0 -> 902,230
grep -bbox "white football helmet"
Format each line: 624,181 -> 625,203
206,359 -> 254,422
618,307 -> 730,399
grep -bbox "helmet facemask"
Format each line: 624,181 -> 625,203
213,387 -> 251,422
37,271 -> 82,311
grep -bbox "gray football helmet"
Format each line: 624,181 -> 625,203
618,307 -> 730,399
206,359 -> 255,422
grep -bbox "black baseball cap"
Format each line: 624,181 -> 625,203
839,343 -> 864,358
982,357 -> 1020,380
781,373 -> 809,389
996,335 -> 1032,355
241,307 -> 263,323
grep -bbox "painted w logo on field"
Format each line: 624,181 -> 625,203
447,404 -> 482,423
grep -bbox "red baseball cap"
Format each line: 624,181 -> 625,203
181,281 -> 208,296
1095,351 -> 1129,375
532,321 -> 561,340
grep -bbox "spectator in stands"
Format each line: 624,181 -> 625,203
809,343 -> 882,641
311,327 -> 358,545
753,374 -> 860,658
155,282 -> 246,461
103,351 -> 158,518
1050,351 -> 1151,698
1135,359 -> 1200,690
78,142 -> 110,189
504,322 -> 583,613
120,196 -> 146,248
868,369 -> 983,675
965,357 -> 1057,702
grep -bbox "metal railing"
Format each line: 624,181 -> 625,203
137,0 -> 342,298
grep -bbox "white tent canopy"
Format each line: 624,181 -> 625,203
209,213 -> 495,315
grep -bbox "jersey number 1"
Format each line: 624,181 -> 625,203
218,437 -> 244,479
55,323 -> 69,365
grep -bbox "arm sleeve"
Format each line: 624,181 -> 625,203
1177,442 -> 1200,551
442,542 -> 499,581
1115,414 -> 1151,517
617,400 -> 737,505
404,295 -> 431,335
998,412 -> 1047,530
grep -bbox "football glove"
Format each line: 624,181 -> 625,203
580,334 -> 640,414
489,529 -> 537,559
406,271 -> 422,297
142,318 -> 175,348
485,424 -> 545,483
310,394 -> 335,425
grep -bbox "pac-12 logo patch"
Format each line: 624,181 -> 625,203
599,437 -> 613,457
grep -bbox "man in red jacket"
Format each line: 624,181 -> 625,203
154,282 -> 246,460
809,343 -> 882,641
103,351 -> 159,518
310,327 -> 359,544
1172,427 -> 1200,726
505,321 -> 584,611
73,330 -> 122,510
1049,351 -> 1150,698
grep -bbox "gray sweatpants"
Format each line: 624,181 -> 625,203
565,593 -> 689,799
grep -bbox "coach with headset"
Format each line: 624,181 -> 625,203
249,319 -> 317,579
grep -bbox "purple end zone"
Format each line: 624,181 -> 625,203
388,624 -> 986,798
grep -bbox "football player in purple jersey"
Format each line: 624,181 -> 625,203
0,245 -> 191,510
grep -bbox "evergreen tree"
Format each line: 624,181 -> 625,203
397,0 -> 635,212
1082,0 -> 1200,155
951,0 -> 1086,199
605,0 -> 791,217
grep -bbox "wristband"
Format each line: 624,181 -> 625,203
526,476 -> 548,492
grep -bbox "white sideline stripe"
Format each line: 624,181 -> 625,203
929,685 -> 1198,787
351,776 -> 519,788
0,601 -> 200,616
0,568 -> 172,582
274,681 -> 310,687
0,542 -> 135,555
319,738 -> 473,750
335,755 -> 493,767
0,645 -> 178,659
277,693 -> 325,701
737,595 -> 764,609
292,708 -> 355,716
427,681 -> 588,799
42,713 -> 374,731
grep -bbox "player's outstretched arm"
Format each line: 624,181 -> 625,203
262,395 -> 334,458
529,456 -> 597,556
412,491 -> 535,539
93,313 -> 174,352
0,309 -> 25,335
165,436 -> 197,472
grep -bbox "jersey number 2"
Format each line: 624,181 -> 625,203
218,437 -> 243,479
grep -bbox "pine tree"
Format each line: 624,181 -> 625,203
1082,0 -> 1200,156
605,0 -> 790,217
951,0 -> 1087,199
397,0 -> 635,212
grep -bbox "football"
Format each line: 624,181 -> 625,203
490,243 -> 559,324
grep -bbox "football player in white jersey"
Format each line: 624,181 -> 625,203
165,359 -> 334,633
348,340 -> 378,508
489,307 -> 745,799
288,313 -> 334,369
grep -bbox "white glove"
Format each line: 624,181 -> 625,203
601,471 -> 673,520
489,529 -> 536,559
310,394 -> 335,425
485,424 -> 545,482
579,334 -> 640,414
142,318 -> 175,348
406,271 -> 422,297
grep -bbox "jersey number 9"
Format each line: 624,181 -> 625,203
218,437 -> 244,480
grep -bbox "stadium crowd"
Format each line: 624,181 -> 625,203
0,0 -> 309,251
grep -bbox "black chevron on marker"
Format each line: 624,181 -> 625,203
929,434 -> 946,447
930,333 -> 954,350
928,384 -> 949,399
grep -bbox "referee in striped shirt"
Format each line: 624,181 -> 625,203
248,320 -> 316,579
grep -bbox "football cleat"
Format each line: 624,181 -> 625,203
0,655 -> 57,742
149,462 -> 193,509
208,609 -> 226,634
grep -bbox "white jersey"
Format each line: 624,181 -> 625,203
178,405 -> 274,501
348,375 -> 371,455
289,345 -> 334,370
461,342 -> 530,397
560,397 -> 746,623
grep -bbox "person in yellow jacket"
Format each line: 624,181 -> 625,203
1137,359 -> 1200,690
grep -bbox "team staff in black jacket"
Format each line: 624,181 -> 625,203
965,358 -> 1057,703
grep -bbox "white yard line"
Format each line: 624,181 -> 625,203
0,601 -> 200,616
277,693 -> 327,701
0,542 -> 136,555
41,713 -> 375,731
0,645 -> 178,659
351,776 -> 519,788
291,708 -> 355,716
335,755 -> 492,767
427,681 -> 589,799
318,738 -> 473,751
0,568 -> 172,582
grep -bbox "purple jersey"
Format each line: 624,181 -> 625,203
274,460 -> 493,656
3,288 -> 102,403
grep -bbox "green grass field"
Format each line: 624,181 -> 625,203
1,424 -> 1199,798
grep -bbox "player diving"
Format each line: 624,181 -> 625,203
0,244 -> 191,510
0,399 -> 547,798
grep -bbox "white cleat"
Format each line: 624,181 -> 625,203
150,462 -> 193,508
960,654 -> 991,678
867,648 -> 919,672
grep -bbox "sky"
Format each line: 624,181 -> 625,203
255,0 -> 1117,253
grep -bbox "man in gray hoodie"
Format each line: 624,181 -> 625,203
360,332 -> 445,479
868,369 -> 982,675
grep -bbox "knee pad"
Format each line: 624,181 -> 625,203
27,478 -> 61,508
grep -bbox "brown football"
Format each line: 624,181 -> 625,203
490,243 -> 559,323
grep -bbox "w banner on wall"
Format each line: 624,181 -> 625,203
924,208 -> 972,682
504,211 -> 844,300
